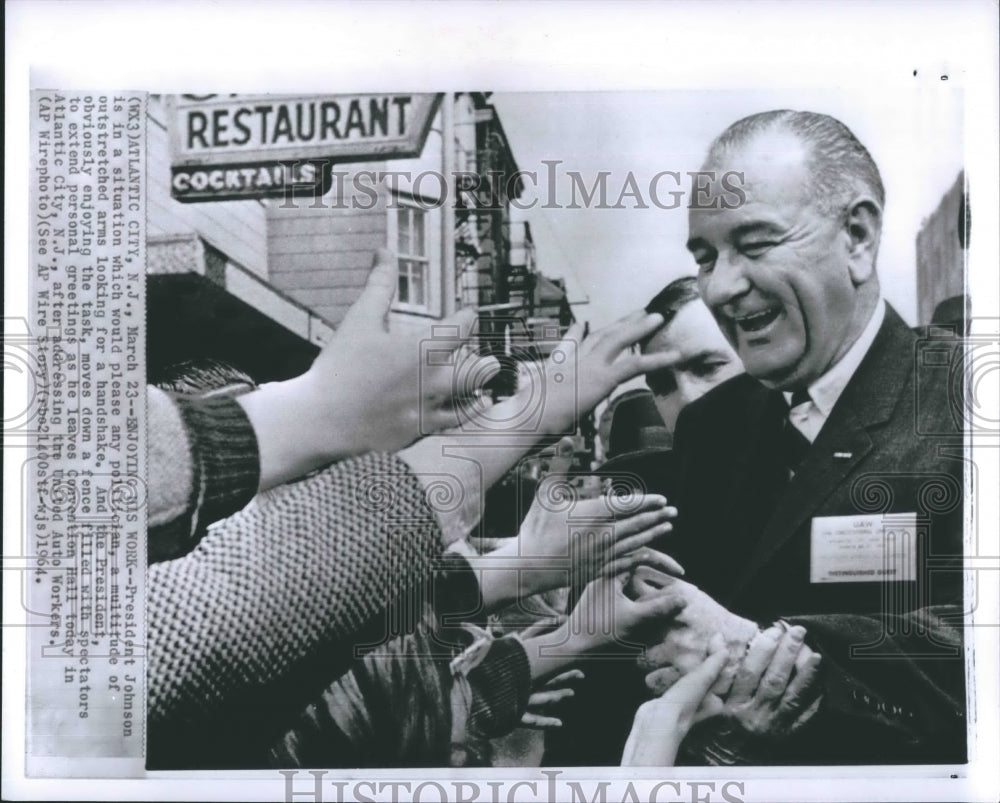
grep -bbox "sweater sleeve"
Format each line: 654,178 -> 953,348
146,450 -> 445,768
147,386 -> 260,563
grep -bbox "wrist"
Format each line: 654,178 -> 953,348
521,622 -> 588,683
535,376 -> 577,437
237,372 -> 351,490
467,537 -> 558,611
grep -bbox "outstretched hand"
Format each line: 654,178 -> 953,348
514,480 -> 681,596
622,635 -> 729,766
239,248 -> 499,489
494,310 -> 687,437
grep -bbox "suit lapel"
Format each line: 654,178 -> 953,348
729,306 -> 916,602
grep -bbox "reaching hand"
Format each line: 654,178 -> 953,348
568,572 -> 688,654
473,455 -> 683,610
515,571 -> 688,692
520,669 -> 586,729
622,635 -> 729,766
513,479 -> 681,596
506,310 -> 686,437
630,568 -> 759,677
239,248 -> 499,489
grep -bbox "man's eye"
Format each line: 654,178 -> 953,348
693,253 -> 716,271
740,241 -> 777,257
694,360 -> 729,377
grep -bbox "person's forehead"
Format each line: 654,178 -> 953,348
645,301 -> 729,361
690,132 -> 815,231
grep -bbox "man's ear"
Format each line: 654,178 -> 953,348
844,197 -> 881,285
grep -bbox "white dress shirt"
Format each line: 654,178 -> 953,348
784,299 -> 886,443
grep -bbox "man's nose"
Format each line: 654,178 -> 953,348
702,251 -> 751,308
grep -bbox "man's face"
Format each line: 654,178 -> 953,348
641,300 -> 743,434
686,134 -> 865,390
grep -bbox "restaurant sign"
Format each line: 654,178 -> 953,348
167,93 -> 442,202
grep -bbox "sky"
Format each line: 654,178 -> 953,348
492,89 -> 964,330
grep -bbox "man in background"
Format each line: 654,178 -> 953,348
641,276 -> 745,436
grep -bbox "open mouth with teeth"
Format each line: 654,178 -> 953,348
734,308 -> 782,333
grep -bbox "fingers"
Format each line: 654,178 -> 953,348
629,348 -> 683,376
775,645 -> 823,719
527,687 -> 575,706
547,668 -> 585,685
576,494 -> 668,520
755,626 -> 808,705
610,505 -> 677,540
632,588 -> 687,623
663,647 -> 730,709
340,248 -> 397,330
707,631 -> 738,697
467,536 -> 514,553
645,665 -> 681,696
521,712 -> 563,729
594,310 -> 665,354
604,547 -> 685,579
556,321 -> 587,356
728,624 -> 783,704
629,565 -> 682,598
610,523 -> 673,558
693,692 -> 727,724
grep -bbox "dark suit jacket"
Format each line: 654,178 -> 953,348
669,305 -> 967,764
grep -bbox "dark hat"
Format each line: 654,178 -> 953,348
596,392 -> 675,497
605,391 -> 671,460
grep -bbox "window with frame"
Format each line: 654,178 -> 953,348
396,204 -> 429,309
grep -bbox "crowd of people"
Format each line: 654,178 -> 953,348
145,109 -> 967,769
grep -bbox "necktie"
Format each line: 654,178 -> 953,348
781,389 -> 812,476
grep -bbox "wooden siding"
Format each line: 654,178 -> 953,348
267,162 -> 389,328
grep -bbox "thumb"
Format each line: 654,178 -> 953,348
661,647 -> 729,716
632,589 -> 687,624
558,321 -> 587,355
341,248 -> 396,331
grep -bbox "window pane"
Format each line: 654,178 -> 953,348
398,263 -> 409,303
397,209 -> 411,254
410,264 -> 425,306
413,209 -> 426,256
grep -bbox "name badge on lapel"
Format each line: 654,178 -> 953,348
810,513 -> 918,584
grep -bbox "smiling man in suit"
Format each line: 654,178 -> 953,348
643,110 -> 967,765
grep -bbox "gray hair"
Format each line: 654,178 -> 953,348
706,110 -> 885,215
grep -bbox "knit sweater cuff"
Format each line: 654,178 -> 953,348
174,393 -> 261,533
467,636 -> 532,738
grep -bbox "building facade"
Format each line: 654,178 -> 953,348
916,171 -> 969,328
146,92 -> 576,387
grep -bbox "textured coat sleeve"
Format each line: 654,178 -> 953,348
267,620 -> 532,768
780,605 -> 967,764
147,451 -> 446,768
